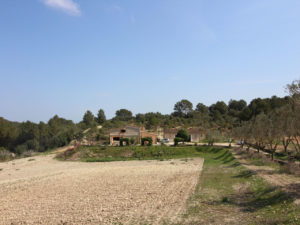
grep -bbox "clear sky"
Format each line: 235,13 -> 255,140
1,0 -> 300,123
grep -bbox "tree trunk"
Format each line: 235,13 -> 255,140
282,139 -> 289,153
271,151 -> 274,161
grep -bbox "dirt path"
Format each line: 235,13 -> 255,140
232,150 -> 300,205
0,153 -> 204,225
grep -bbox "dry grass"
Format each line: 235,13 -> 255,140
0,155 -> 203,225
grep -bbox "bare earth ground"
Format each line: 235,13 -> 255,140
232,149 -> 300,206
0,153 -> 203,225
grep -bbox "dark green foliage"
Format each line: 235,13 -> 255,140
196,103 -> 209,114
228,99 -> 247,111
15,144 -> 28,155
209,101 -> 228,115
82,110 -> 96,127
115,109 -> 133,121
239,107 -> 252,121
141,137 -> 153,146
119,138 -> 129,146
173,99 -> 193,117
96,109 -> 106,124
175,129 -> 190,142
0,115 -> 78,155
129,137 -> 135,145
249,98 -> 271,117
174,137 -> 184,146
0,117 -> 19,149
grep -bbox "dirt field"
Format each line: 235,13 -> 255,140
0,154 -> 204,225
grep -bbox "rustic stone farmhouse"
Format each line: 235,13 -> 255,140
163,127 -> 205,142
109,126 -> 157,145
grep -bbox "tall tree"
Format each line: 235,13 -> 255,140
249,98 -> 270,116
115,109 -> 133,121
209,101 -> 228,115
286,79 -> 300,153
173,99 -> 193,117
83,110 -> 95,127
196,103 -> 209,114
228,99 -> 247,117
96,109 -> 106,124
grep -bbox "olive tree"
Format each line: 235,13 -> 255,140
286,79 -> 300,153
264,113 -> 281,160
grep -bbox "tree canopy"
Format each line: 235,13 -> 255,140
173,99 -> 193,117
115,109 -> 133,121
96,109 -> 106,124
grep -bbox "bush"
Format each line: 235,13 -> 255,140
25,139 -> 39,151
22,150 -> 34,158
120,138 -> 129,146
0,148 -> 11,161
15,144 -> 28,155
176,129 -> 190,142
141,137 -> 153,146
129,137 -> 135,145
174,137 -> 184,146
133,148 -> 146,159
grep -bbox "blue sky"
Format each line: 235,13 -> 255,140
1,0 -> 300,123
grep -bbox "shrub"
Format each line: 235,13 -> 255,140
176,129 -> 190,142
141,137 -> 153,146
22,150 -> 34,158
174,137 -> 184,146
15,144 -> 28,155
120,138 -> 129,146
221,196 -> 229,203
25,139 -> 39,151
129,137 -> 135,145
133,148 -> 146,159
0,148 -> 11,161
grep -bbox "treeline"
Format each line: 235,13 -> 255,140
234,80 -> 300,159
82,96 -> 290,131
0,79 -> 297,155
0,115 -> 80,155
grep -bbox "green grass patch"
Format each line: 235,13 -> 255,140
178,147 -> 300,225
58,145 -> 213,162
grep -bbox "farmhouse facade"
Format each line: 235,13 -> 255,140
163,127 -> 205,142
109,126 -> 158,145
